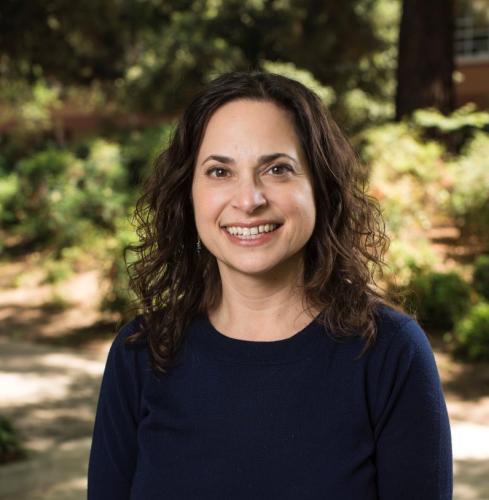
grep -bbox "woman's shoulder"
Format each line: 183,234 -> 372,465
372,303 -> 432,357
116,314 -> 146,341
99,314 -> 151,384
365,305 -> 444,406
109,314 -> 149,360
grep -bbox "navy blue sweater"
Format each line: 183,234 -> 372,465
87,305 -> 453,499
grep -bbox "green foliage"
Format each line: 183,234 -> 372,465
441,132 -> 489,243
119,124 -> 175,185
0,79 -> 61,131
403,269 -> 472,331
473,254 -> 489,301
0,172 -> 20,231
361,122 -> 444,181
262,61 -> 335,107
4,140 -> 131,250
99,212 -> 139,320
359,122 -> 446,237
336,88 -> 395,132
0,0 -> 401,127
453,301 -> 489,362
412,105 -> 489,153
78,139 -> 129,229
383,238 -> 440,289
359,110 -> 489,258
413,105 -> 489,133
11,148 -> 81,245
0,415 -> 27,464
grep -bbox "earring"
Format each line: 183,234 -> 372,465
196,236 -> 202,254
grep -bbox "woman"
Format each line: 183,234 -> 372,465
87,71 -> 453,499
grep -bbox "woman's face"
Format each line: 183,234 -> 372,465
191,98 -> 316,278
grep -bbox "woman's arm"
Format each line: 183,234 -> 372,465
87,318 -> 143,499
372,319 -> 453,499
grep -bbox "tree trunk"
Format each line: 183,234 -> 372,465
395,0 -> 455,120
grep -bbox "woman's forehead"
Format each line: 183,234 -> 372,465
196,99 -> 303,162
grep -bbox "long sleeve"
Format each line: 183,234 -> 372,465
87,318 -> 143,499
371,318 -> 453,499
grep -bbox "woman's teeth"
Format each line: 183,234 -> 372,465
225,223 -> 279,237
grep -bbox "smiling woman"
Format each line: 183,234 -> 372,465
190,99 -> 317,326
87,71 -> 453,499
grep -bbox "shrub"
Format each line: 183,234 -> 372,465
383,238 -> 440,289
441,132 -> 489,244
120,124 -> 175,186
359,122 -> 446,238
13,148 -> 83,245
6,139 -> 132,251
78,139 -> 129,230
403,269 -> 472,331
412,104 -> 489,153
360,122 -> 444,182
0,172 -> 20,238
0,415 -> 27,464
453,301 -> 489,362
99,211 -> 139,320
473,254 -> 489,301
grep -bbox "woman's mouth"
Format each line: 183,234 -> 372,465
221,223 -> 283,246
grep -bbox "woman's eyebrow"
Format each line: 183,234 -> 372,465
201,152 -> 298,166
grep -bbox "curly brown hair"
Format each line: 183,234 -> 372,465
122,70 -> 408,376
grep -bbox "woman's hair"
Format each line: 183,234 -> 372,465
123,70 -> 408,375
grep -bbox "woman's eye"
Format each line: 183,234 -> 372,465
205,163 -> 293,178
268,163 -> 293,175
206,167 -> 229,178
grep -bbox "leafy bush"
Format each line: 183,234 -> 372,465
360,122 -> 444,182
359,122 -> 447,238
263,61 -> 335,107
402,269 -> 472,331
383,237 -> 440,289
119,124 -> 173,186
453,301 -> 489,362
99,212 -> 139,321
77,139 -> 129,230
0,415 -> 27,464
11,148 -> 82,244
473,254 -> 489,301
336,88 -> 395,133
413,104 -> 489,153
0,171 -> 20,252
4,139 -> 132,251
441,132 -> 489,244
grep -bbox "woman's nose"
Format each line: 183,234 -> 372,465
231,177 -> 268,213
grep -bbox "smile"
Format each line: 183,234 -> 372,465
221,223 -> 282,246
224,223 -> 280,236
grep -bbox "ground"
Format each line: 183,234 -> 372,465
0,248 -> 488,499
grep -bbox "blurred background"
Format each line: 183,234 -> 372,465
0,0 -> 488,498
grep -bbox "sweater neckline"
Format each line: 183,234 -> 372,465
190,312 -> 326,364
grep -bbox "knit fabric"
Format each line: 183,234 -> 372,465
87,304 -> 453,499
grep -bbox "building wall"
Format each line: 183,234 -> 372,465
455,58 -> 489,108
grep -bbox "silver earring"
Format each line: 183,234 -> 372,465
196,236 -> 201,254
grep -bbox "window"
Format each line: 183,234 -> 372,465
455,16 -> 489,59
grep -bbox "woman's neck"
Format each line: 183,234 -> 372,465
208,265 -> 319,342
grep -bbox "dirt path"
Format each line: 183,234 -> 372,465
0,338 -> 107,500
1,258 -> 489,499
432,343 -> 489,499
